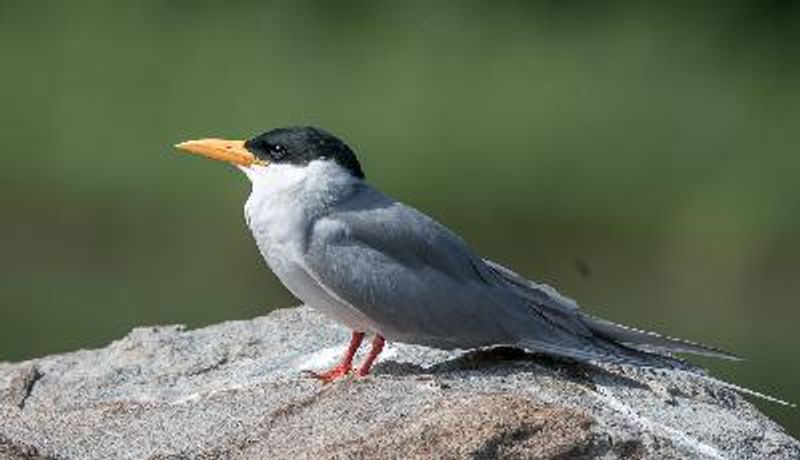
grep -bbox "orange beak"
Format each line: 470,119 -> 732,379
174,138 -> 267,167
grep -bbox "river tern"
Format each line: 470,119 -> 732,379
175,126 -> 740,383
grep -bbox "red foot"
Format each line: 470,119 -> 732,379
304,331 -> 365,384
303,333 -> 387,383
305,364 -> 352,384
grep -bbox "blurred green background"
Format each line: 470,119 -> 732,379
1,0 -> 798,435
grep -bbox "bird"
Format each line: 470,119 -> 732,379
175,126 -> 740,384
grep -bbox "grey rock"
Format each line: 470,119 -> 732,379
0,306 -> 797,460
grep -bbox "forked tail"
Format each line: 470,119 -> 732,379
578,314 -> 794,407
579,313 -> 742,361
482,258 -> 792,406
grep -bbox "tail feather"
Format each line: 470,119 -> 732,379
482,258 -> 790,405
518,338 -> 795,407
517,335 -> 688,370
694,371 -> 796,407
483,258 -> 740,361
580,314 -> 742,361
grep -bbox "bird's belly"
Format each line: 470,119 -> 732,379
261,247 -> 379,334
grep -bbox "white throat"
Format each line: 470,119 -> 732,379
242,159 -> 361,255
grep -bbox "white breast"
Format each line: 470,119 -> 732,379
242,161 -> 379,333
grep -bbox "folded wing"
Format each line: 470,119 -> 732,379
303,185 -> 735,366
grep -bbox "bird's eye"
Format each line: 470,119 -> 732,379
270,145 -> 286,159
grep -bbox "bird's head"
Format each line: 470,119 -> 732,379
175,126 -> 364,180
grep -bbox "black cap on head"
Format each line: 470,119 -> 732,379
244,126 -> 364,179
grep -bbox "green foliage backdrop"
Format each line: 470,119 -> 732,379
1,1 -> 798,434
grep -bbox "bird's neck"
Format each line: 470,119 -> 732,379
244,160 -> 361,249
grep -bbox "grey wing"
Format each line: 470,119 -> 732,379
481,259 -> 579,312
482,259 -> 739,361
303,186 -> 673,365
305,189 -> 516,348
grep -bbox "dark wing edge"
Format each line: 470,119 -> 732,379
578,314 -> 742,361
483,259 -> 741,361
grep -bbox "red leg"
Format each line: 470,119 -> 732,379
356,335 -> 385,377
307,331 -> 364,383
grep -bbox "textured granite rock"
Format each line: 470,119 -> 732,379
0,306 -> 797,459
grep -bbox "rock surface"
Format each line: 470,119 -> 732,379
0,306 -> 797,460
